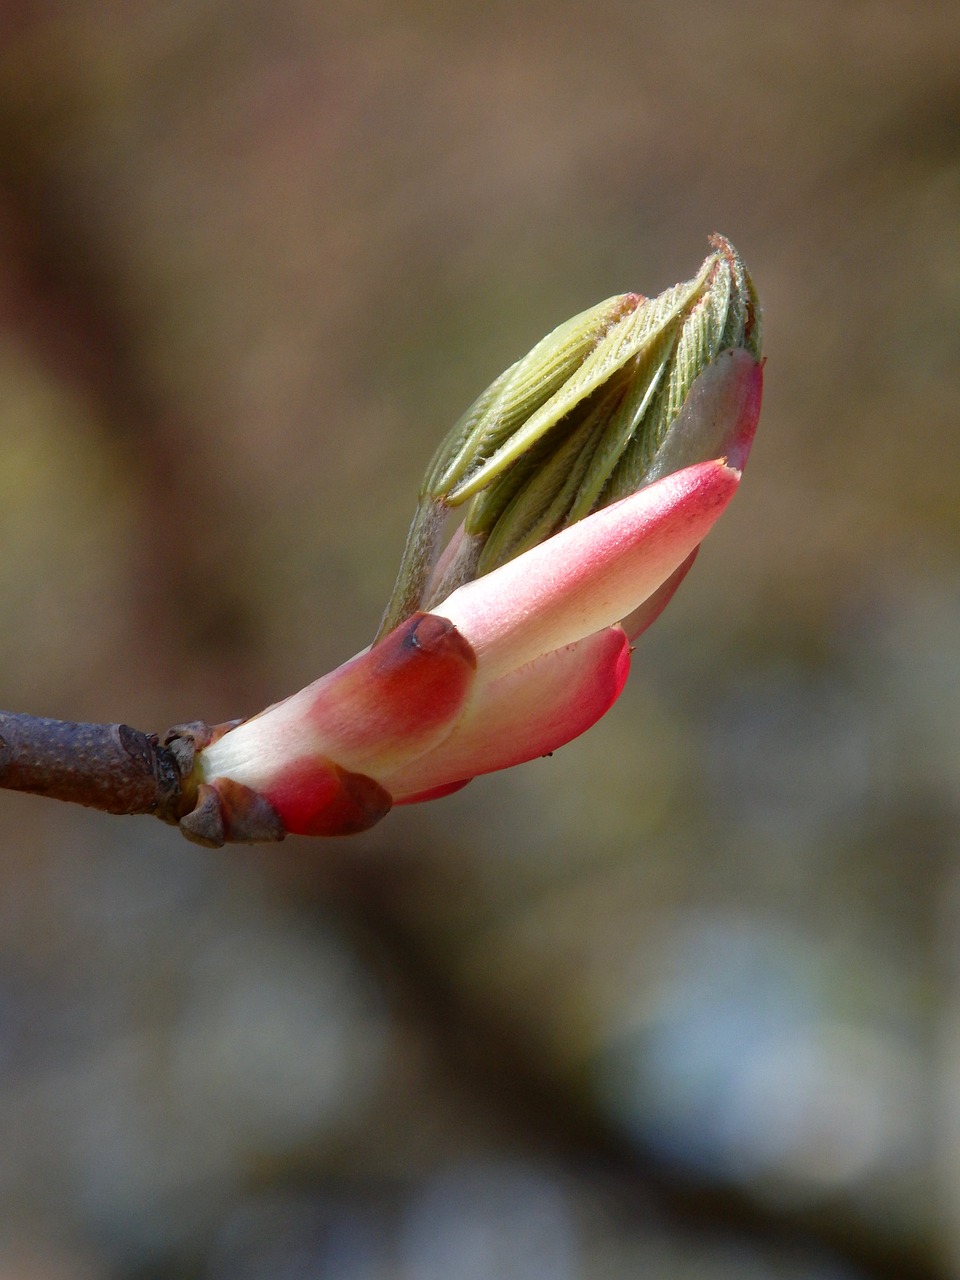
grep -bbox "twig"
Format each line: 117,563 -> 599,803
0,711 -> 184,821
0,711 -> 285,846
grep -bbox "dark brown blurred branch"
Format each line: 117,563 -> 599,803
292,845 -> 946,1280
0,126 -> 265,709
0,710 -> 183,822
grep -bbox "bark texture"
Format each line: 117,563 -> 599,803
0,712 -> 184,822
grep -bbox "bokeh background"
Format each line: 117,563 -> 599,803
0,2 -> 958,1276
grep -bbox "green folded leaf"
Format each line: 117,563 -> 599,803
377,235 -> 762,640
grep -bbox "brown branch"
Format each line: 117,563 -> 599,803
0,711 -> 287,847
0,711 -> 184,819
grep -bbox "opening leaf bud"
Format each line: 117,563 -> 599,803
377,234 -> 761,640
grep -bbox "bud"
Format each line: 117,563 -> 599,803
182,238 -> 764,843
377,234 -> 761,638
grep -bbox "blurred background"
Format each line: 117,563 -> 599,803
0,1 -> 958,1276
